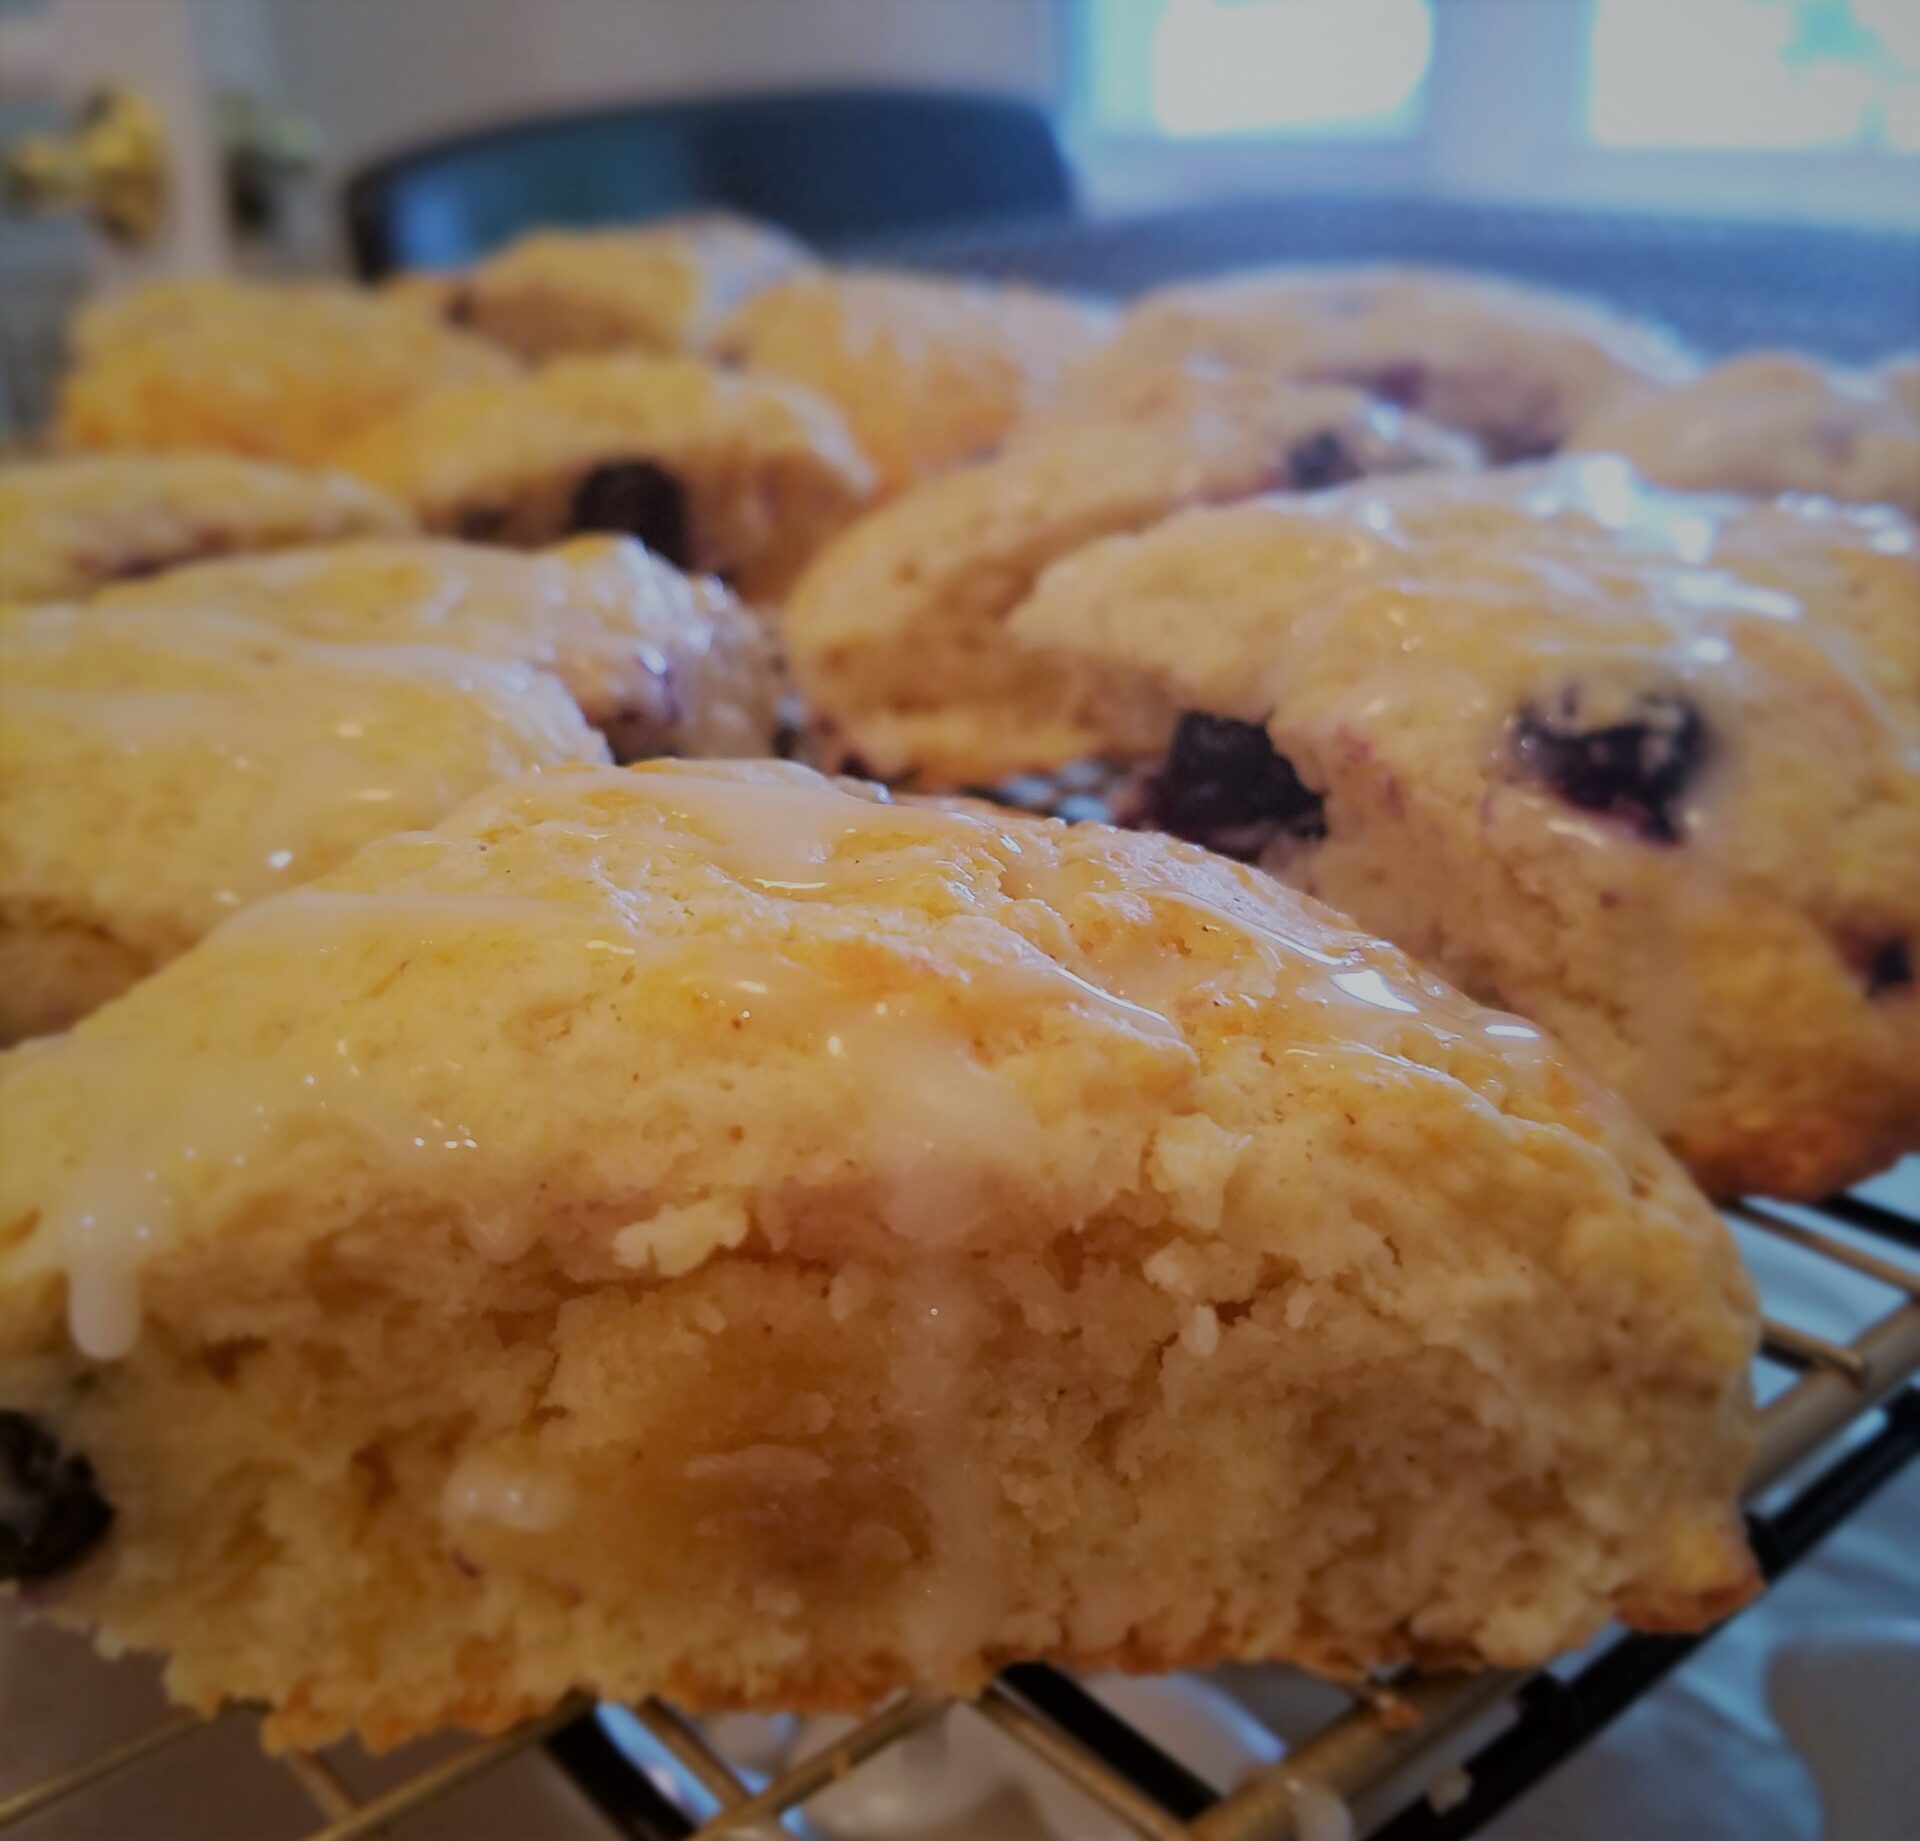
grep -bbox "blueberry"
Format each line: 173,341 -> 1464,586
1866,938 -> 1914,996
1511,688 -> 1709,844
1282,429 -> 1365,492
455,505 -> 510,543
1361,360 -> 1429,410
567,460 -> 692,570
0,1410 -> 113,1582
1135,712 -> 1326,858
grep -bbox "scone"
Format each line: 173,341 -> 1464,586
86,536 -> 782,761
709,269 -> 1115,494
57,278 -> 515,466
1010,459 -> 1920,1199
0,604 -> 606,1040
442,214 -> 812,360
1070,265 -> 1695,460
788,379 -> 1474,783
1570,351 -> 1920,515
0,759 -> 1757,1750
0,456 -> 413,603
331,354 -> 873,601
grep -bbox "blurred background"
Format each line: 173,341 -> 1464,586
3,0 -> 1917,429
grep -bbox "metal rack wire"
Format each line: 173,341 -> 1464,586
5,1184 -> 1915,1841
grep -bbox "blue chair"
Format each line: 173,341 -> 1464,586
344,87 -> 1073,278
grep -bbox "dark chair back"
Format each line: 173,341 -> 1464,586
345,87 -> 1073,277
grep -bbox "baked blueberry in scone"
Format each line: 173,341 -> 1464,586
84,536 -> 782,765
0,760 -> 1756,1749
1508,687 -> 1710,846
331,354 -> 873,602
786,376 -> 1472,784
0,601 -> 607,1041
1067,265 -> 1696,461
0,456 -> 413,603
0,1409 -> 114,1582
1569,350 -> 1920,516
1010,458 -> 1920,1199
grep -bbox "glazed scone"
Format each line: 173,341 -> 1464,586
788,380 -> 1475,783
1570,351 -> 1920,515
709,269 -> 1115,494
0,759 -> 1757,1749
0,456 -> 414,603
444,214 -> 812,360
1011,458 -> 1920,1198
1071,266 -> 1695,460
0,605 -> 606,1040
88,536 -> 782,761
57,278 -> 515,466
1704,494 -> 1920,739
332,354 -> 873,602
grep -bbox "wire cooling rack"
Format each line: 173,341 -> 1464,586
4,1182 -> 1915,1841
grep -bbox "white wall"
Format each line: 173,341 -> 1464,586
265,0 -> 1062,177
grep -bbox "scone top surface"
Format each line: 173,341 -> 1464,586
450,213 -> 814,359
1083,264 -> 1696,458
85,535 -> 781,759
4,757 -> 1737,1350
709,268 -> 1116,493
56,277 -> 516,466
0,600 -> 608,1032
0,455 -> 414,604
1011,458 -> 1920,1194
1570,349 -> 1920,515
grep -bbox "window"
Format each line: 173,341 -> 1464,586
1082,0 -> 1435,142
1589,0 -> 1920,151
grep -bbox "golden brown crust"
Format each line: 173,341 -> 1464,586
57,278 -> 515,466
710,269 -> 1114,494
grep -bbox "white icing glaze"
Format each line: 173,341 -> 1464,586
440,1448 -> 578,1533
893,1275 -> 1008,1684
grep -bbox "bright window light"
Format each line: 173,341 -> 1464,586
1084,0 -> 1434,141
1589,0 -> 1920,150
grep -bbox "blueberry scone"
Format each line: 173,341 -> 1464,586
0,605 -> 606,1040
1570,351 -> 1920,515
788,380 -> 1473,783
1069,265 -> 1695,461
0,456 -> 414,603
57,278 -> 515,466
1011,459 -> 1920,1199
332,354 -> 872,601
709,269 -> 1115,495
440,214 -> 812,361
0,759 -> 1757,1748
88,536 -> 781,762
